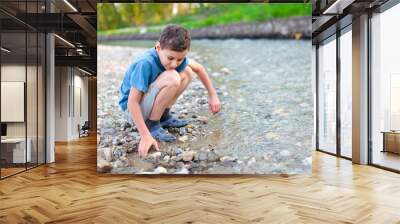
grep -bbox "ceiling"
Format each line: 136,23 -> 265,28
312,0 -> 390,44
0,0 -> 96,75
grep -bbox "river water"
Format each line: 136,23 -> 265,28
99,39 -> 313,174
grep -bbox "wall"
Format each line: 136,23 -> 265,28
54,67 -> 89,141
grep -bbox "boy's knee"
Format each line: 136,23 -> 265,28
162,70 -> 181,87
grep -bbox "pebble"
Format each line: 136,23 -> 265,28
179,127 -> 187,136
220,156 -> 236,162
175,167 -> 189,174
247,157 -> 256,165
112,137 -> 124,146
197,116 -> 208,124
112,147 -> 126,160
163,155 -> 170,162
207,151 -> 220,162
195,151 -> 208,161
112,160 -> 124,168
97,159 -> 112,173
197,98 -> 207,105
101,148 -> 112,162
178,135 -> 188,143
265,132 -> 279,140
153,166 -> 167,174
151,152 -> 162,159
176,162 -> 185,168
183,151 -> 196,161
175,148 -> 184,155
220,67 -> 232,74
280,150 -> 291,157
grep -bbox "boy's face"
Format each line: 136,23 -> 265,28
155,42 -> 188,71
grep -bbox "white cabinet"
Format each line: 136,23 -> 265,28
1,138 -> 32,163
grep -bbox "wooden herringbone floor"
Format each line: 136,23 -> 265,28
1,135 -> 400,224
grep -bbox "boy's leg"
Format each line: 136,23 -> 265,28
143,70 -> 181,142
160,66 -> 193,128
167,66 -> 193,108
147,70 -> 181,121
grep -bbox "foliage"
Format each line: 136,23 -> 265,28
98,3 -> 311,36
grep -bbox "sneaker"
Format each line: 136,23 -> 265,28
150,126 -> 176,142
160,117 -> 189,128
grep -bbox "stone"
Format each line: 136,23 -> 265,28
97,159 -> 112,173
172,154 -> 183,162
112,160 -> 124,168
151,152 -> 162,159
183,151 -> 195,162
197,116 -> 208,124
175,167 -> 189,174
195,151 -> 208,161
112,147 -> 126,160
178,135 -> 188,143
263,155 -> 272,161
247,157 -> 256,165
122,122 -> 132,130
124,135 -> 134,142
179,127 -> 187,136
220,156 -> 236,162
197,98 -> 207,105
175,148 -> 184,155
176,162 -> 185,168
187,128 -> 193,133
101,148 -> 112,162
265,132 -> 279,140
211,72 -> 222,77
153,166 -> 167,174
126,142 -> 137,153
280,150 -> 291,157
112,137 -> 124,146
206,151 -> 220,162
220,67 -> 232,74
163,155 -> 170,162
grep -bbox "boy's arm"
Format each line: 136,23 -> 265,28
128,88 -> 159,156
188,59 -> 221,113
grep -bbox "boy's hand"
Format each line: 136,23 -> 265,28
208,94 -> 221,114
138,134 -> 159,157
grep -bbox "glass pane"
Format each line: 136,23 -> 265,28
340,29 -> 352,158
27,31 -> 38,169
1,30 -> 27,177
38,32 -> 45,165
318,37 -> 337,154
371,4 -> 400,171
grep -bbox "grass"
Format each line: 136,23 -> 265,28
98,4 -> 311,37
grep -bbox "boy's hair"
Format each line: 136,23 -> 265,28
159,24 -> 191,52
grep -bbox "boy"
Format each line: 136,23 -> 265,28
119,24 -> 221,157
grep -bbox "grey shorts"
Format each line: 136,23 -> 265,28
124,84 -> 160,124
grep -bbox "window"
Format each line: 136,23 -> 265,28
318,36 -> 337,154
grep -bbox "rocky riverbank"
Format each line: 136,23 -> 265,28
97,45 -> 244,174
98,16 -> 311,42
97,40 -> 312,175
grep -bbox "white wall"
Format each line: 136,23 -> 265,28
54,67 -> 89,141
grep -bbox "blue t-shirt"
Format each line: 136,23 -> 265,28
118,47 -> 189,111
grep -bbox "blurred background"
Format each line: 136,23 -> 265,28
97,3 -> 311,37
